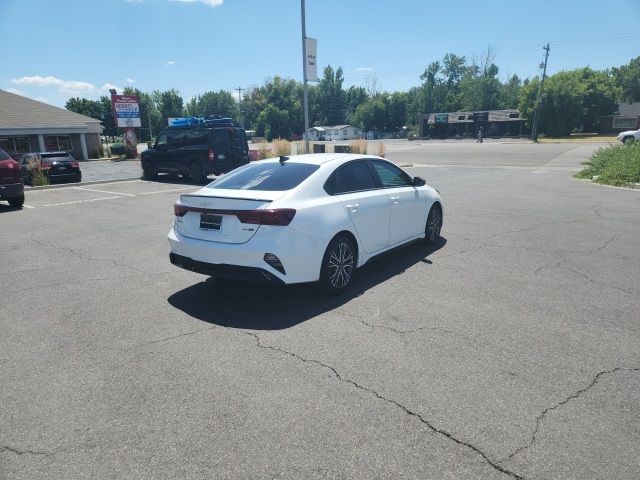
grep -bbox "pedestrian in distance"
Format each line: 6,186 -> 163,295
476,127 -> 483,143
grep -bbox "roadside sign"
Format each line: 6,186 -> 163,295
112,95 -> 141,128
435,113 -> 448,124
305,37 -> 318,82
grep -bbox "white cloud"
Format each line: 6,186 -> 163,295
166,60 -> 175,66
10,75 -> 95,92
34,97 -> 51,104
101,83 -> 122,92
126,78 -> 136,83
169,0 -> 223,7
355,67 -> 374,72
6,88 -> 26,96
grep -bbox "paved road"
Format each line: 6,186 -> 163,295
1,143 -> 639,479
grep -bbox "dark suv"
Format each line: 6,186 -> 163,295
0,148 -> 25,208
141,118 -> 250,183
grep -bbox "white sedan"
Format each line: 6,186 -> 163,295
616,129 -> 640,143
169,153 -> 443,293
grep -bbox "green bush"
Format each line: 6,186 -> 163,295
575,143 -> 640,186
110,143 -> 126,155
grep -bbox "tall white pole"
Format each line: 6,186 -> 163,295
301,0 -> 310,154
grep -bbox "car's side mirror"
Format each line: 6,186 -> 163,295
413,176 -> 426,187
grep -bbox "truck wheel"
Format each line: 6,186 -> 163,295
142,161 -> 158,180
189,162 -> 204,183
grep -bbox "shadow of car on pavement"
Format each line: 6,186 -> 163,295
167,237 -> 446,331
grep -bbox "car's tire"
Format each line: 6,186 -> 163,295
318,234 -> 357,295
8,194 -> 24,208
424,203 -> 443,243
142,161 -> 158,180
189,162 -> 204,183
622,136 -> 635,144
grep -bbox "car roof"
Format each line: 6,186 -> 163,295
257,153 -> 386,166
22,151 -> 70,156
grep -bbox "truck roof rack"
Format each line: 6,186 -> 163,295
168,115 -> 237,129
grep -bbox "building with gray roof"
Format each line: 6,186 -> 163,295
0,90 -> 103,160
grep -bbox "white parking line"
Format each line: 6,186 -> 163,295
44,196 -> 123,207
73,187 -> 136,196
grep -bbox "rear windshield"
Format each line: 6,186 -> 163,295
40,153 -> 73,161
0,149 -> 11,160
208,162 -> 319,191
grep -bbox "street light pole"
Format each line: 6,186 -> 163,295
301,0 -> 310,154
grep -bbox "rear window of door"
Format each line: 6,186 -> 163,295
324,160 -> 377,194
212,130 -> 230,152
370,160 -> 412,188
230,129 -> 248,155
208,162 -> 319,191
186,130 -> 210,147
0,149 -> 11,160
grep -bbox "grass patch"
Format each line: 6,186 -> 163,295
257,142 -> 272,160
272,138 -> 291,157
349,139 -> 367,154
575,142 -> 640,187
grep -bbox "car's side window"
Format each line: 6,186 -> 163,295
325,161 -> 377,195
370,160 -> 412,188
168,132 -> 186,149
156,133 -> 167,149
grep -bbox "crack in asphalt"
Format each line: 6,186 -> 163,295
500,367 -> 640,464
139,325 -> 218,347
238,329 -> 524,479
1,445 -> 54,457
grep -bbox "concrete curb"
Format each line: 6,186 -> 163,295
25,177 -> 142,191
571,177 -> 640,192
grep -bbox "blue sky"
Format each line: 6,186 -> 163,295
2,0 -> 639,107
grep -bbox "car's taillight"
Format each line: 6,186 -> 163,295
236,209 -> 296,226
173,204 -> 296,226
70,161 -> 79,168
174,204 -> 189,217
208,149 -> 215,161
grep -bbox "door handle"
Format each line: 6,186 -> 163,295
389,195 -> 400,203
346,203 -> 359,212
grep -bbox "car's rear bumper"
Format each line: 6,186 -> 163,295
0,182 -> 24,198
49,171 -> 81,183
169,253 -> 284,284
168,223 -> 326,284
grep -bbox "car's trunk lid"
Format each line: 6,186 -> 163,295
176,189 -> 286,243
0,159 -> 21,185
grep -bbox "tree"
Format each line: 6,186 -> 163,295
152,89 -> 184,125
65,97 -> 103,120
351,95 -> 389,131
498,74 -> 522,110
251,76 -> 302,139
612,56 -> 640,102
257,104 -> 290,140
315,66 -> 346,126
184,90 -> 239,120
344,86 -> 368,125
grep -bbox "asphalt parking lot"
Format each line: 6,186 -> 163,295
1,142 -> 639,479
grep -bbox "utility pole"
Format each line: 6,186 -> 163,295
301,0 -> 310,154
237,86 -> 244,129
531,43 -> 550,143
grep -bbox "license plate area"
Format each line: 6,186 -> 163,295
200,213 -> 222,231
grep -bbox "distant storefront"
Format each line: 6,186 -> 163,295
420,109 -> 528,139
599,102 -> 640,134
0,90 -> 103,159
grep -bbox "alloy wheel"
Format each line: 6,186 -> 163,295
328,242 -> 354,288
426,206 -> 442,242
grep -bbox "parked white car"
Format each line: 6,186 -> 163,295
616,129 -> 640,143
169,153 -> 443,293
